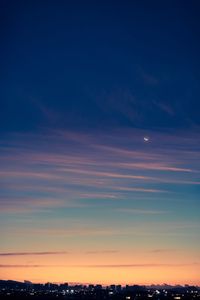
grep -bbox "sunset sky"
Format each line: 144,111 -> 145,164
0,1 -> 200,285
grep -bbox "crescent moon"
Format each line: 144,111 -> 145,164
144,137 -> 149,142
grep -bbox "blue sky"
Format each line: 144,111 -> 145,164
0,0 -> 200,285
1,0 -> 200,132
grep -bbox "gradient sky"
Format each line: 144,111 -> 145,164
0,0 -> 200,285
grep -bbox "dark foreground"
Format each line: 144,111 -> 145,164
0,280 -> 199,300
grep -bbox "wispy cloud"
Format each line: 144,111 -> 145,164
0,265 -> 46,268
85,250 -> 118,255
0,251 -> 68,257
77,263 -> 199,268
0,263 -> 198,268
0,196 -> 87,213
116,208 -> 167,215
139,68 -> 159,85
112,186 -> 167,193
153,100 -> 175,116
3,220 -> 199,240
1,129 -> 200,216
0,250 -> 119,257
149,249 -> 176,253
117,162 -> 195,173
79,193 -> 118,199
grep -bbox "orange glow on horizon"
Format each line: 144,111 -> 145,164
1,250 -> 199,286
2,266 -> 200,286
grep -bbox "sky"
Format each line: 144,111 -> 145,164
0,0 -> 200,285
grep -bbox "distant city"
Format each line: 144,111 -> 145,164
0,280 -> 199,300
